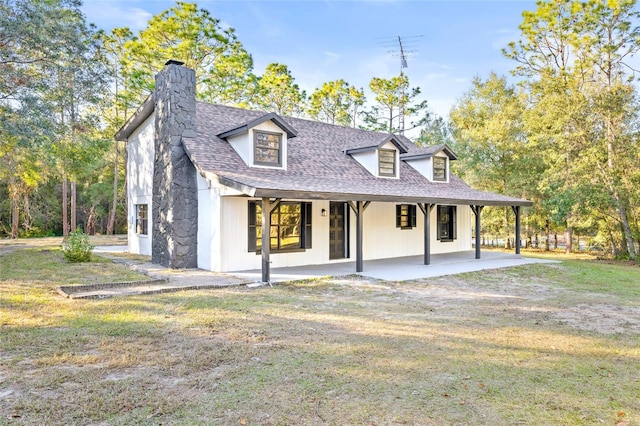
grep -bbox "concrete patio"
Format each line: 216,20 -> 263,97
233,250 -> 559,283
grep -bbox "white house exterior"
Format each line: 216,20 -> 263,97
117,61 -> 532,281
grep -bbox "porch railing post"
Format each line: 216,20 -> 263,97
471,205 -> 484,260
512,205 -> 521,255
261,197 -> 271,283
348,200 -> 369,273
419,203 -> 434,265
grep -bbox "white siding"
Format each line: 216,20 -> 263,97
349,141 -> 400,178
220,198 -> 331,271
405,152 -> 450,183
196,174 -> 222,271
216,199 -> 472,272
126,115 -> 155,256
352,202 -> 471,259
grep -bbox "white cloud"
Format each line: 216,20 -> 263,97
323,51 -> 341,62
425,73 -> 447,81
81,1 -> 153,31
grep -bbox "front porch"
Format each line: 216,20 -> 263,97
234,251 -> 557,283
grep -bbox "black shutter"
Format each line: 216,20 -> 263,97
248,201 -> 256,252
396,204 -> 402,228
303,202 -> 312,248
410,205 -> 417,228
436,206 -> 441,240
452,206 -> 457,240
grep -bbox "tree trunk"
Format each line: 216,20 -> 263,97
616,199 -> 635,260
107,140 -> 119,234
62,174 -> 69,237
566,225 -> 573,254
71,180 -> 77,232
86,205 -> 96,235
606,116 -> 635,259
554,232 -> 558,250
545,220 -> 550,252
11,196 -> 19,239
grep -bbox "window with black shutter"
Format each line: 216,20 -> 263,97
248,201 -> 312,252
396,204 -> 417,230
437,205 -> 457,241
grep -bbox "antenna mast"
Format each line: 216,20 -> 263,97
398,36 -> 408,135
376,35 -> 421,135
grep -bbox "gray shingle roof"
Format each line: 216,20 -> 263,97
182,103 -> 531,206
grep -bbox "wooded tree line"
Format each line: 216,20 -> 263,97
1,0 -> 638,259
450,0 -> 640,260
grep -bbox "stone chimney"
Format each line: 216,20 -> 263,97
152,60 -> 198,268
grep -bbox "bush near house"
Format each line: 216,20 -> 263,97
61,229 -> 94,262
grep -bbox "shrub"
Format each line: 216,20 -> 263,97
62,229 -> 94,262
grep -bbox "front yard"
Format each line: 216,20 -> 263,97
1,245 -> 639,425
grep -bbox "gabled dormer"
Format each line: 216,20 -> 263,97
218,112 -> 297,170
345,134 -> 408,179
401,144 -> 457,183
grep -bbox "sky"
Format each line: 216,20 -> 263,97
80,0 -> 537,120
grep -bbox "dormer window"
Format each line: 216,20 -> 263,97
378,149 -> 396,177
254,131 -> 282,167
433,157 -> 447,181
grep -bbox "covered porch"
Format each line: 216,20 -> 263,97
235,250 -> 556,283
254,195 -> 531,283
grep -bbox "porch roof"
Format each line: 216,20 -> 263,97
180,103 -> 531,207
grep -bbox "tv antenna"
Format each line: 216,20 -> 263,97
376,35 -> 422,134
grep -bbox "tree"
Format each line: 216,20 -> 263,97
308,80 -> 364,127
121,2 -> 254,106
450,73 -> 537,247
1,0 -> 106,237
415,111 -> 454,147
504,0 -> 640,259
361,74 -> 427,134
253,63 -> 306,116
101,27 -> 135,235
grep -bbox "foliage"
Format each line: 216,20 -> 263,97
308,79 -> 365,126
253,63 -> 306,116
121,1 -> 255,106
61,228 -> 94,262
450,0 -> 640,257
361,74 -> 428,133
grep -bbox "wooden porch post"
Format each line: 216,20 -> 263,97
261,197 -> 271,283
512,205 -> 521,255
418,203 -> 435,265
348,201 -> 370,273
471,205 -> 484,259
260,197 -> 282,283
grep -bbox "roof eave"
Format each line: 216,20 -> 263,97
114,95 -> 154,141
217,112 -> 298,139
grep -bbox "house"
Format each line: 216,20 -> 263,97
116,60 -> 532,282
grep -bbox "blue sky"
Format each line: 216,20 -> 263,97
81,0 -> 537,119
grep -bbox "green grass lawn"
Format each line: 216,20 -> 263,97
1,246 -> 639,425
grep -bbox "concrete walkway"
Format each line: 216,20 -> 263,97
234,251 -> 559,283
65,247 -> 558,298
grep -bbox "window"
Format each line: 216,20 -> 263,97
378,149 -> 396,177
248,201 -> 312,252
254,131 -> 282,166
433,157 -> 447,181
437,205 -> 457,241
135,204 -> 148,235
396,204 -> 416,229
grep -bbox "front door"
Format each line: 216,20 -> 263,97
329,202 -> 347,259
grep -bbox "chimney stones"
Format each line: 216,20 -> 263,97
151,60 -> 198,268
